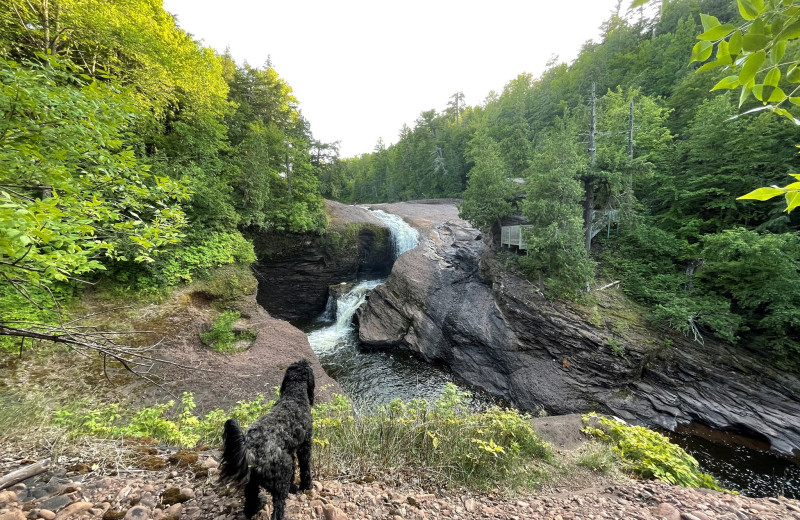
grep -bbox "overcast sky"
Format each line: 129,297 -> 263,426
162,0 -> 628,158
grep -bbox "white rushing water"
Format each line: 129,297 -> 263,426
303,208 -> 497,407
368,209 -> 419,258
307,279 -> 383,355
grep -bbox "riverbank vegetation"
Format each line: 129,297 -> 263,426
328,0 -> 800,370
2,383 -> 724,493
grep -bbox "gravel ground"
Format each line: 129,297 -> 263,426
1,448 -> 799,520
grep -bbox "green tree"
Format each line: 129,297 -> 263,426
458,130 -> 513,231
520,116 -> 596,297
0,58 -> 187,295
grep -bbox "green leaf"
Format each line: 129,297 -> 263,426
789,96 -> 800,105
737,187 -> 785,200
738,0 -> 759,20
768,86 -> 786,103
788,64 -> 800,82
691,41 -> 714,63
630,0 -> 650,7
739,51 -> 766,85
743,33 -> 768,51
771,41 -> 787,64
698,58 -> 728,72
773,107 -> 796,122
711,76 -> 741,90
698,24 -> 736,41
752,83 -> 776,102
700,14 -> 721,32
729,30 -> 743,55
776,20 -> 800,41
786,190 -> 800,212
764,67 -> 781,87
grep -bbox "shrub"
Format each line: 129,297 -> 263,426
312,384 -> 551,490
52,385 -> 551,492
582,413 -> 723,490
200,311 -> 256,353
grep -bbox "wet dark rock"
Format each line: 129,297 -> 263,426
357,211 -> 800,458
251,201 -> 393,321
36,495 -> 70,513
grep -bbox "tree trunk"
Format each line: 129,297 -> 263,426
583,178 -> 595,252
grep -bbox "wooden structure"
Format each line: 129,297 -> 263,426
500,225 -> 533,250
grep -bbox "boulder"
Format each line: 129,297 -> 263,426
357,203 -> 800,458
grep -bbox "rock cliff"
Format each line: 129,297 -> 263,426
357,202 -> 800,458
251,201 -> 393,321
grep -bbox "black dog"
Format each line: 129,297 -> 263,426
220,359 -> 315,519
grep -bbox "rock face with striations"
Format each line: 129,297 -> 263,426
251,201 -> 393,321
357,202 -> 800,458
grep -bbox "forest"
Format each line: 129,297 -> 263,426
0,0 -> 798,372
325,0 -> 800,369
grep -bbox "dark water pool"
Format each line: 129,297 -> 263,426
666,426 -> 799,499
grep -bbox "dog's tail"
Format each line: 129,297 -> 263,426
220,418 -> 251,486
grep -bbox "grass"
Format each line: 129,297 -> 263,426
45,384 -> 553,493
200,310 -> 257,352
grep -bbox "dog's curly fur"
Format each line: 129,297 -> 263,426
220,359 -> 315,519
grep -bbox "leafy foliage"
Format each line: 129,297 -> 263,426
0,57 -> 188,297
52,385 -> 551,491
458,130 -> 514,231
200,311 -> 256,353
518,115 -> 595,297
582,413 -> 724,490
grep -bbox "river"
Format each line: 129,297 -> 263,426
304,207 -> 799,498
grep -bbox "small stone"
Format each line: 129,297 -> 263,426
199,458 -> 218,469
0,511 -> 26,520
681,514 -> 703,520
178,488 -> 194,500
165,503 -> 182,518
37,496 -> 70,514
123,506 -> 150,520
655,503 -> 681,520
37,510 -> 56,520
53,501 -> 92,519
463,499 -> 478,513
322,504 -> 347,520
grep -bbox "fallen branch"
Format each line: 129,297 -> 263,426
0,323 -> 215,397
596,280 -> 620,291
0,458 -> 51,491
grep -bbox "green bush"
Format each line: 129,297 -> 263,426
53,392 -> 276,448
312,384 -> 551,490
582,413 -> 723,490
52,385 -> 551,491
200,311 -> 256,353
194,263 -> 259,302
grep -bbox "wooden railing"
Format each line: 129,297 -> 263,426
500,225 -> 533,250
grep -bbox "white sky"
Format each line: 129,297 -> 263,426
163,0 -> 627,158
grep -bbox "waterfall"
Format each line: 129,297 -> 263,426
307,280 -> 383,355
368,209 -> 419,258
305,207 -> 496,407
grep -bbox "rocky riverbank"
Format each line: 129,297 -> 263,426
357,201 -> 800,459
1,447 -> 799,520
